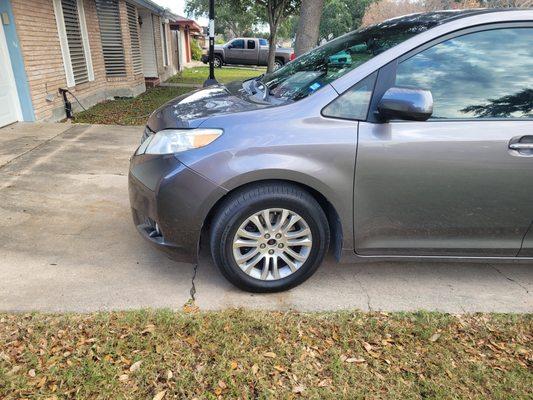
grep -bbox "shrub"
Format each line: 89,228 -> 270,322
191,39 -> 202,61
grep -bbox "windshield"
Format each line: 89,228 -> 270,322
261,11 -> 462,102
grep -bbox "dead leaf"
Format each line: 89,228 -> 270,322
183,302 -> 199,314
317,379 -> 329,387
218,380 -> 227,389
28,369 -> 36,377
129,361 -> 142,372
142,324 -> 155,334
292,385 -> 305,393
214,387 -> 222,396
252,364 -> 259,375
345,357 -> 366,363
166,370 -> 173,380
274,365 -> 286,372
153,390 -> 166,400
363,342 -> 373,353
264,352 -> 276,358
230,360 -> 238,370
119,374 -> 129,382
184,336 -> 196,346
429,333 -> 441,342
6,366 -> 21,376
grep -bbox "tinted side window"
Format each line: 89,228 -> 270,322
323,72 -> 377,120
247,40 -> 256,49
231,39 -> 245,49
395,28 -> 533,119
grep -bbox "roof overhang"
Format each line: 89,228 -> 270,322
129,0 -> 165,15
170,17 -> 203,33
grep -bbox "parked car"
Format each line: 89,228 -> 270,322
130,9 -> 533,292
201,37 -> 294,69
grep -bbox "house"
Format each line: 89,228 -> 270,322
0,0 -> 190,126
170,15 -> 204,66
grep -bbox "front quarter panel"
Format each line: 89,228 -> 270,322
175,85 -> 359,251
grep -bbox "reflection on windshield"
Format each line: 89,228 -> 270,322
261,11 -> 464,102
396,28 -> 533,119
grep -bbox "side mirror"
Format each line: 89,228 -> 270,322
377,86 -> 433,122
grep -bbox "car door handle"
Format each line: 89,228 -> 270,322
509,143 -> 533,150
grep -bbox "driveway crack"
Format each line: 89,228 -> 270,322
189,263 -> 198,301
492,265 -> 529,294
354,268 -> 372,312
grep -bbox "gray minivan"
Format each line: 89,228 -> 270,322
129,9 -> 533,292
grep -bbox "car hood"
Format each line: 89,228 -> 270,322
146,82 -> 268,132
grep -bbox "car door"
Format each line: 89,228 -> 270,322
354,24 -> 533,257
241,39 -> 258,65
226,39 -> 245,64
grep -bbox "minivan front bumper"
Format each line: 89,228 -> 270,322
128,154 -> 227,263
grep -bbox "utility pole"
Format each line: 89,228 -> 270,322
203,0 -> 218,87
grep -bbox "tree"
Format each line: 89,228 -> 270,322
256,0 -> 301,71
319,0 -> 375,42
294,0 -> 324,56
185,0 -> 258,38
461,89 -> 533,118
361,0 -> 425,27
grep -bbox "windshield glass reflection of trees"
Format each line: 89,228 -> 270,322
395,28 -> 533,119
260,12 -> 456,102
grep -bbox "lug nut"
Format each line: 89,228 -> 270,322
260,244 -> 266,249
268,249 -> 275,255
275,233 -> 282,239
265,234 -> 270,239
278,243 -> 284,248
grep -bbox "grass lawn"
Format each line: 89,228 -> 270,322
166,66 -> 266,85
1,309 -> 531,399
73,87 -> 191,126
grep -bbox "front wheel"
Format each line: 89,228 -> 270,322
274,59 -> 284,70
210,183 -> 330,292
213,56 -> 223,68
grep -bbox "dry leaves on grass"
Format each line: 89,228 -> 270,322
0,311 -> 531,399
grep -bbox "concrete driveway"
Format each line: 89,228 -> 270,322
0,122 -> 531,313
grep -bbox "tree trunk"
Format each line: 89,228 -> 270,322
294,0 -> 324,57
267,23 -> 278,72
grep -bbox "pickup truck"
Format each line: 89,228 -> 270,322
201,37 -> 294,70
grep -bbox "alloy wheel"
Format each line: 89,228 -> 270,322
232,208 -> 312,280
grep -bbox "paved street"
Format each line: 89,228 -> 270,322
0,122 -> 531,313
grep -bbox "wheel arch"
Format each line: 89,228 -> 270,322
200,179 -> 343,261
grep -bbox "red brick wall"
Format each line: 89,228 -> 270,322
11,0 -> 144,121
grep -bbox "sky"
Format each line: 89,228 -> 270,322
153,0 -> 208,25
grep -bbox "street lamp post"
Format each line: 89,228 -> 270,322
203,0 -> 218,87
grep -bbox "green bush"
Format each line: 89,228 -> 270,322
191,39 -> 202,61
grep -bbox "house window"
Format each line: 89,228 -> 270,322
53,0 -> 94,86
95,0 -> 126,76
126,3 -> 143,75
161,22 -> 169,66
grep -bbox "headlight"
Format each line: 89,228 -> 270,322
136,128 -> 223,155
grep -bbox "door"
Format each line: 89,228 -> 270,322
0,20 -> 21,127
226,39 -> 245,64
355,25 -> 533,257
240,39 -> 258,65
138,10 -> 157,77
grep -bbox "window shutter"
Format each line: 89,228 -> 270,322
126,3 -> 143,75
95,0 -> 126,76
61,0 -> 88,84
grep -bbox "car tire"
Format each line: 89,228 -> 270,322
214,56 -> 223,68
274,59 -> 284,70
210,182 -> 330,292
